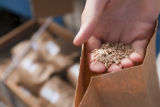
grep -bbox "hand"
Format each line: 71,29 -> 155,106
74,0 -> 160,72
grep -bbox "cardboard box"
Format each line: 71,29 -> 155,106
11,31 -> 78,95
31,0 -> 73,18
75,26 -> 160,107
0,59 -> 35,107
0,20 -> 78,107
0,19 -> 77,52
0,60 -> 75,107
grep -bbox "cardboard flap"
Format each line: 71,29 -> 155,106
31,0 -> 73,18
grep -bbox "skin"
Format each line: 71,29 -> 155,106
74,0 -> 160,73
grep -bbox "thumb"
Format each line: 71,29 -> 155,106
73,0 -> 109,46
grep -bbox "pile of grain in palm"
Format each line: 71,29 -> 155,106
92,43 -> 134,68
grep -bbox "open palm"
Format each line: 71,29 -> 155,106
74,0 -> 160,72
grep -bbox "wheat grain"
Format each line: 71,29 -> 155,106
92,43 -> 134,68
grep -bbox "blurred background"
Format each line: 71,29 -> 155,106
0,0 -> 159,107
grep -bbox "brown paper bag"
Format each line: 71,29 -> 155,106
67,63 -> 80,87
40,77 -> 74,107
34,31 -> 74,69
11,40 -> 30,58
75,27 -> 160,107
17,51 -> 58,95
